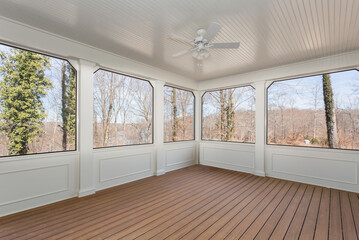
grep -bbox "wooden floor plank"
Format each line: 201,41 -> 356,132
269,184 -> 309,240
206,180 -> 282,240
140,176 -> 267,240
107,175 -> 260,240
340,192 -> 358,240
283,185 -> 315,240
299,186 -> 322,240
170,179 -> 280,240
329,189 -> 343,240
39,169 -> 236,240
225,181 -> 293,239
0,165 -> 358,240
314,187 -> 330,240
349,193 -> 359,238
241,183 -> 300,240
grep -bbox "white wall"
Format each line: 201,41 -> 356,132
199,50 -> 359,193
200,142 -> 255,174
164,142 -> 197,172
0,152 -> 78,216
0,17 -> 198,217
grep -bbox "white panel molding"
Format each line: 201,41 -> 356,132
265,145 -> 359,193
271,153 -> 357,184
200,142 -> 255,174
99,153 -> 152,183
94,146 -> 155,191
0,164 -> 69,206
164,143 -> 196,172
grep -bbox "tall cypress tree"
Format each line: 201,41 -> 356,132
172,88 -> 178,141
322,73 -> 339,148
60,62 -> 76,150
0,49 -> 52,155
226,89 -> 235,141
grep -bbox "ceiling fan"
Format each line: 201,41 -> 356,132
169,22 -> 240,61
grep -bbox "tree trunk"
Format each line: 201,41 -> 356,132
172,88 -> 178,141
226,89 -> 235,141
61,62 -> 68,150
220,90 -> 226,141
322,73 -> 339,148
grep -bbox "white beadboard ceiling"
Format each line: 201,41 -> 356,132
0,0 -> 358,81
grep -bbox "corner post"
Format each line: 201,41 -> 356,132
194,90 -> 203,164
78,59 -> 97,197
152,80 -> 166,175
253,81 -> 266,176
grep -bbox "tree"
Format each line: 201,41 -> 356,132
60,62 -> 76,150
225,89 -> 235,141
0,49 -> 52,155
322,73 -> 339,148
171,88 -> 178,141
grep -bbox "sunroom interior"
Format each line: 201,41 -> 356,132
0,0 -> 359,239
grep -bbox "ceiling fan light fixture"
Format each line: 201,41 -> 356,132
192,49 -> 210,60
169,22 -> 240,60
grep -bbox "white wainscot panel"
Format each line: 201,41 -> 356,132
200,142 -> 255,174
164,142 -> 196,172
266,146 -> 359,193
94,146 -> 155,191
0,152 -> 79,217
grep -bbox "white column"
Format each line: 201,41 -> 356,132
194,90 -> 202,164
78,59 -> 97,197
253,81 -> 266,176
152,80 -> 166,175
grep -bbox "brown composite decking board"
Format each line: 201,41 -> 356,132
0,165 -> 358,240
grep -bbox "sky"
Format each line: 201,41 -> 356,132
268,70 -> 359,110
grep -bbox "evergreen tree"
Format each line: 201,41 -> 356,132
172,88 -> 178,141
0,49 -> 52,155
60,62 -> 76,150
226,89 -> 235,141
322,73 -> 339,148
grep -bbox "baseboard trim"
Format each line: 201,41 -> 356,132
78,188 -> 96,197
253,170 -> 266,177
156,169 -> 166,176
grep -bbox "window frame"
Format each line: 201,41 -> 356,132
201,85 -> 256,144
266,68 -> 359,152
0,41 -> 78,158
163,85 -> 195,143
93,68 -> 154,149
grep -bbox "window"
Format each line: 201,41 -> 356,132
164,86 -> 194,142
202,86 -> 255,143
0,44 -> 77,157
267,69 -> 359,150
93,69 -> 153,148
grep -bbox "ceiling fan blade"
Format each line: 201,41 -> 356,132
203,22 -> 222,42
172,48 -> 193,57
209,42 -> 240,49
168,33 -> 194,45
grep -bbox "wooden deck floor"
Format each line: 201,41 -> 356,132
0,165 -> 358,240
